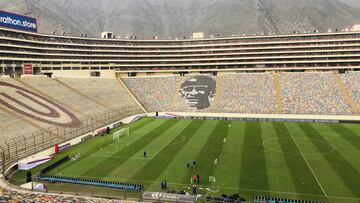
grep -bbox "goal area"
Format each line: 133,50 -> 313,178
113,128 -> 129,141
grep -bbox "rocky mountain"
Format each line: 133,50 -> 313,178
1,0 -> 360,38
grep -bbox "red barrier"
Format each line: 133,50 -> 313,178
55,144 -> 59,154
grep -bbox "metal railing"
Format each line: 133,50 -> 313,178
0,106 -> 142,174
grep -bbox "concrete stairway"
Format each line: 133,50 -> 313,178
274,73 -> 283,114
334,73 -> 359,115
210,75 -> 222,112
116,76 -> 147,113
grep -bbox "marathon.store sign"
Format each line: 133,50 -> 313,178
0,10 -> 37,32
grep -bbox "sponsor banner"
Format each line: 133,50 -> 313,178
165,113 -> 181,118
0,10 -> 37,32
96,128 -> 108,136
142,192 -> 197,203
23,64 -> 33,75
113,121 -> 122,128
81,134 -> 93,142
18,156 -> 52,170
59,143 -> 71,152
159,113 -> 183,119
130,114 -> 145,123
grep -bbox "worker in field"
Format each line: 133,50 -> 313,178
192,184 -> 197,194
193,160 -> 196,168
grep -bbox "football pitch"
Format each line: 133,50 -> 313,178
19,118 -> 360,202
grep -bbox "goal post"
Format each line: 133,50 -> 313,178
113,128 -> 129,141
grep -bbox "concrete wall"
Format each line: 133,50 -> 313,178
44,70 -> 116,78
154,112 -> 360,122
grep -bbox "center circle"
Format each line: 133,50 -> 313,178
263,137 -> 335,156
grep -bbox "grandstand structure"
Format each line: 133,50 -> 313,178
1,27 -> 360,169
0,73 -> 144,174
1,26 -> 360,202
1,26 -> 360,74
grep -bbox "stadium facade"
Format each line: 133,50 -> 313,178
1,27 -> 360,76
1,19 -> 360,203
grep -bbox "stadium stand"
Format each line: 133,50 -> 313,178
3,27 -> 360,72
341,71 -> 360,113
216,73 -> 278,114
122,72 -> 358,115
1,24 -> 360,203
20,76 -> 110,117
0,186 -> 121,203
123,76 -> 178,112
54,77 -> 142,111
279,72 -> 352,115
0,76 -> 144,175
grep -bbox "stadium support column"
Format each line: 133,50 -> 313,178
1,150 -> 5,173
0,64 -> 4,75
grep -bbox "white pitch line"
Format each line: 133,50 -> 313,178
53,174 -> 360,201
285,123 -> 328,197
90,155 -> 150,160
150,131 -> 183,159
91,132 -> 182,160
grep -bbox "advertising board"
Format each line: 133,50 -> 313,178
0,10 -> 37,32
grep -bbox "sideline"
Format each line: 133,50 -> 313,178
49,174 -> 360,201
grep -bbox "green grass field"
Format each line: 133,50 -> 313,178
13,118 -> 360,203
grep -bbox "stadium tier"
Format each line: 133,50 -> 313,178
1,26 -> 360,203
0,76 -> 144,173
123,72 -> 360,115
0,186 -> 117,202
2,27 -> 360,73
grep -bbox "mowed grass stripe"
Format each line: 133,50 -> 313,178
59,118 -> 166,176
129,120 -> 206,189
81,119 -> 180,177
239,122 -> 269,191
273,122 -> 324,195
147,120 -> 219,189
105,119 -> 193,179
326,123 -> 360,152
298,123 -> 360,198
212,122 -> 246,190
181,120 -> 231,185
261,122 -> 297,196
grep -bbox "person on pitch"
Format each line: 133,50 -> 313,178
187,162 -> 190,169
144,150 -> 147,158
193,160 -> 196,168
192,184 -> 197,194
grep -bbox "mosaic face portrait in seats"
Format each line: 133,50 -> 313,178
179,76 -> 216,110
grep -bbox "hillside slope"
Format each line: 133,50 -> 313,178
1,0 -> 360,38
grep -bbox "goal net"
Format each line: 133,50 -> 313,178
113,128 -> 129,141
